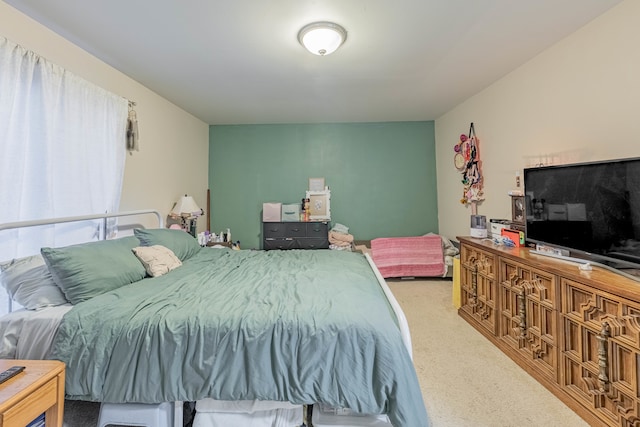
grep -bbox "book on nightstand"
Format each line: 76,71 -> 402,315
27,413 -> 45,427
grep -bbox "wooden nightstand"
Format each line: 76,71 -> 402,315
0,360 -> 65,427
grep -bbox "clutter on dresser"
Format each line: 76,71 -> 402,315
198,228 -> 238,249
262,178 -> 332,224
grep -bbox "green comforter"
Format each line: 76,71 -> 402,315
50,248 -> 429,427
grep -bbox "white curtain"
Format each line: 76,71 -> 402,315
0,36 -> 128,261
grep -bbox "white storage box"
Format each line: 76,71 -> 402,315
314,405 -> 392,426
490,222 -> 508,239
281,204 -> 300,222
566,203 -> 587,221
262,202 -> 282,222
547,204 -> 568,221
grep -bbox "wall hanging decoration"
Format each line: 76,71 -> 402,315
453,122 -> 484,214
126,101 -> 139,154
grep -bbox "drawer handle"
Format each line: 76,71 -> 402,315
587,316 -> 640,400
517,291 -> 527,343
470,258 -> 478,308
582,320 -> 615,396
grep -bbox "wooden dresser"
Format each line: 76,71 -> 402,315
458,236 -> 640,427
0,360 -> 65,427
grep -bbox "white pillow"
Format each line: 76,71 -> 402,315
132,245 -> 182,277
0,255 -> 69,310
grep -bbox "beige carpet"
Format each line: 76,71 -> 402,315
387,278 -> 589,427
64,279 -> 590,427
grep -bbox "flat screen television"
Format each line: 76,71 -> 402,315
524,157 -> 640,280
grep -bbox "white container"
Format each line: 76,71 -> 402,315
566,203 -> 587,221
490,222 -> 508,239
547,204 -> 568,221
281,204 -> 300,222
262,202 -> 282,222
470,215 -> 488,238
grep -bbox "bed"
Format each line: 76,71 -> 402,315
0,212 -> 430,427
369,234 -> 458,279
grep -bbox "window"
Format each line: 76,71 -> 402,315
0,36 -> 128,314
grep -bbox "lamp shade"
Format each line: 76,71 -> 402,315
298,22 -> 347,56
171,195 -> 201,216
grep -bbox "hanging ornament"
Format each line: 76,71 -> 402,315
453,133 -> 468,170
456,122 -> 484,206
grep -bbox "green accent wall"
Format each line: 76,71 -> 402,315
208,122 -> 438,249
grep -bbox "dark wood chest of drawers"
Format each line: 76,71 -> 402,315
263,222 -> 329,250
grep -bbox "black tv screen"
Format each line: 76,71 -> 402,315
524,157 -> 640,273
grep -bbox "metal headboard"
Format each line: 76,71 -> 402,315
0,209 -> 164,233
0,209 -> 163,313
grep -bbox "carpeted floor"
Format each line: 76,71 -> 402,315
63,279 -> 589,426
386,278 -> 588,427
63,400 -> 99,426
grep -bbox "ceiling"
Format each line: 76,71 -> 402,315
5,0 -> 623,125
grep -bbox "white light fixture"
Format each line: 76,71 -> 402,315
298,21 -> 347,56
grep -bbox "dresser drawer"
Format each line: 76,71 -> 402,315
2,376 -> 57,427
262,221 -> 329,250
298,238 -> 329,249
263,222 -> 286,238
306,222 -> 328,237
264,238 -> 297,250
285,223 -> 306,237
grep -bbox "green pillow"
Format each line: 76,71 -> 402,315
134,228 -> 201,261
41,236 -> 146,305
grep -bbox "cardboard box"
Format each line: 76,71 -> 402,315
262,202 -> 282,222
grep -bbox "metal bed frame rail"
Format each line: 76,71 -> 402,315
0,210 -> 163,313
0,209 -> 164,235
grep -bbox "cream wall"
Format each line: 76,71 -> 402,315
435,0 -> 640,241
0,2 -> 210,231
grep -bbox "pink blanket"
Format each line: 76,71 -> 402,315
371,234 -> 445,278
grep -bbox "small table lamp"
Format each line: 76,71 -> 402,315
170,194 -> 203,237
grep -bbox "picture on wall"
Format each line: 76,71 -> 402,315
308,177 -> 325,192
306,190 -> 331,221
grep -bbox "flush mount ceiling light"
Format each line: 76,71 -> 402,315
297,21 -> 347,56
